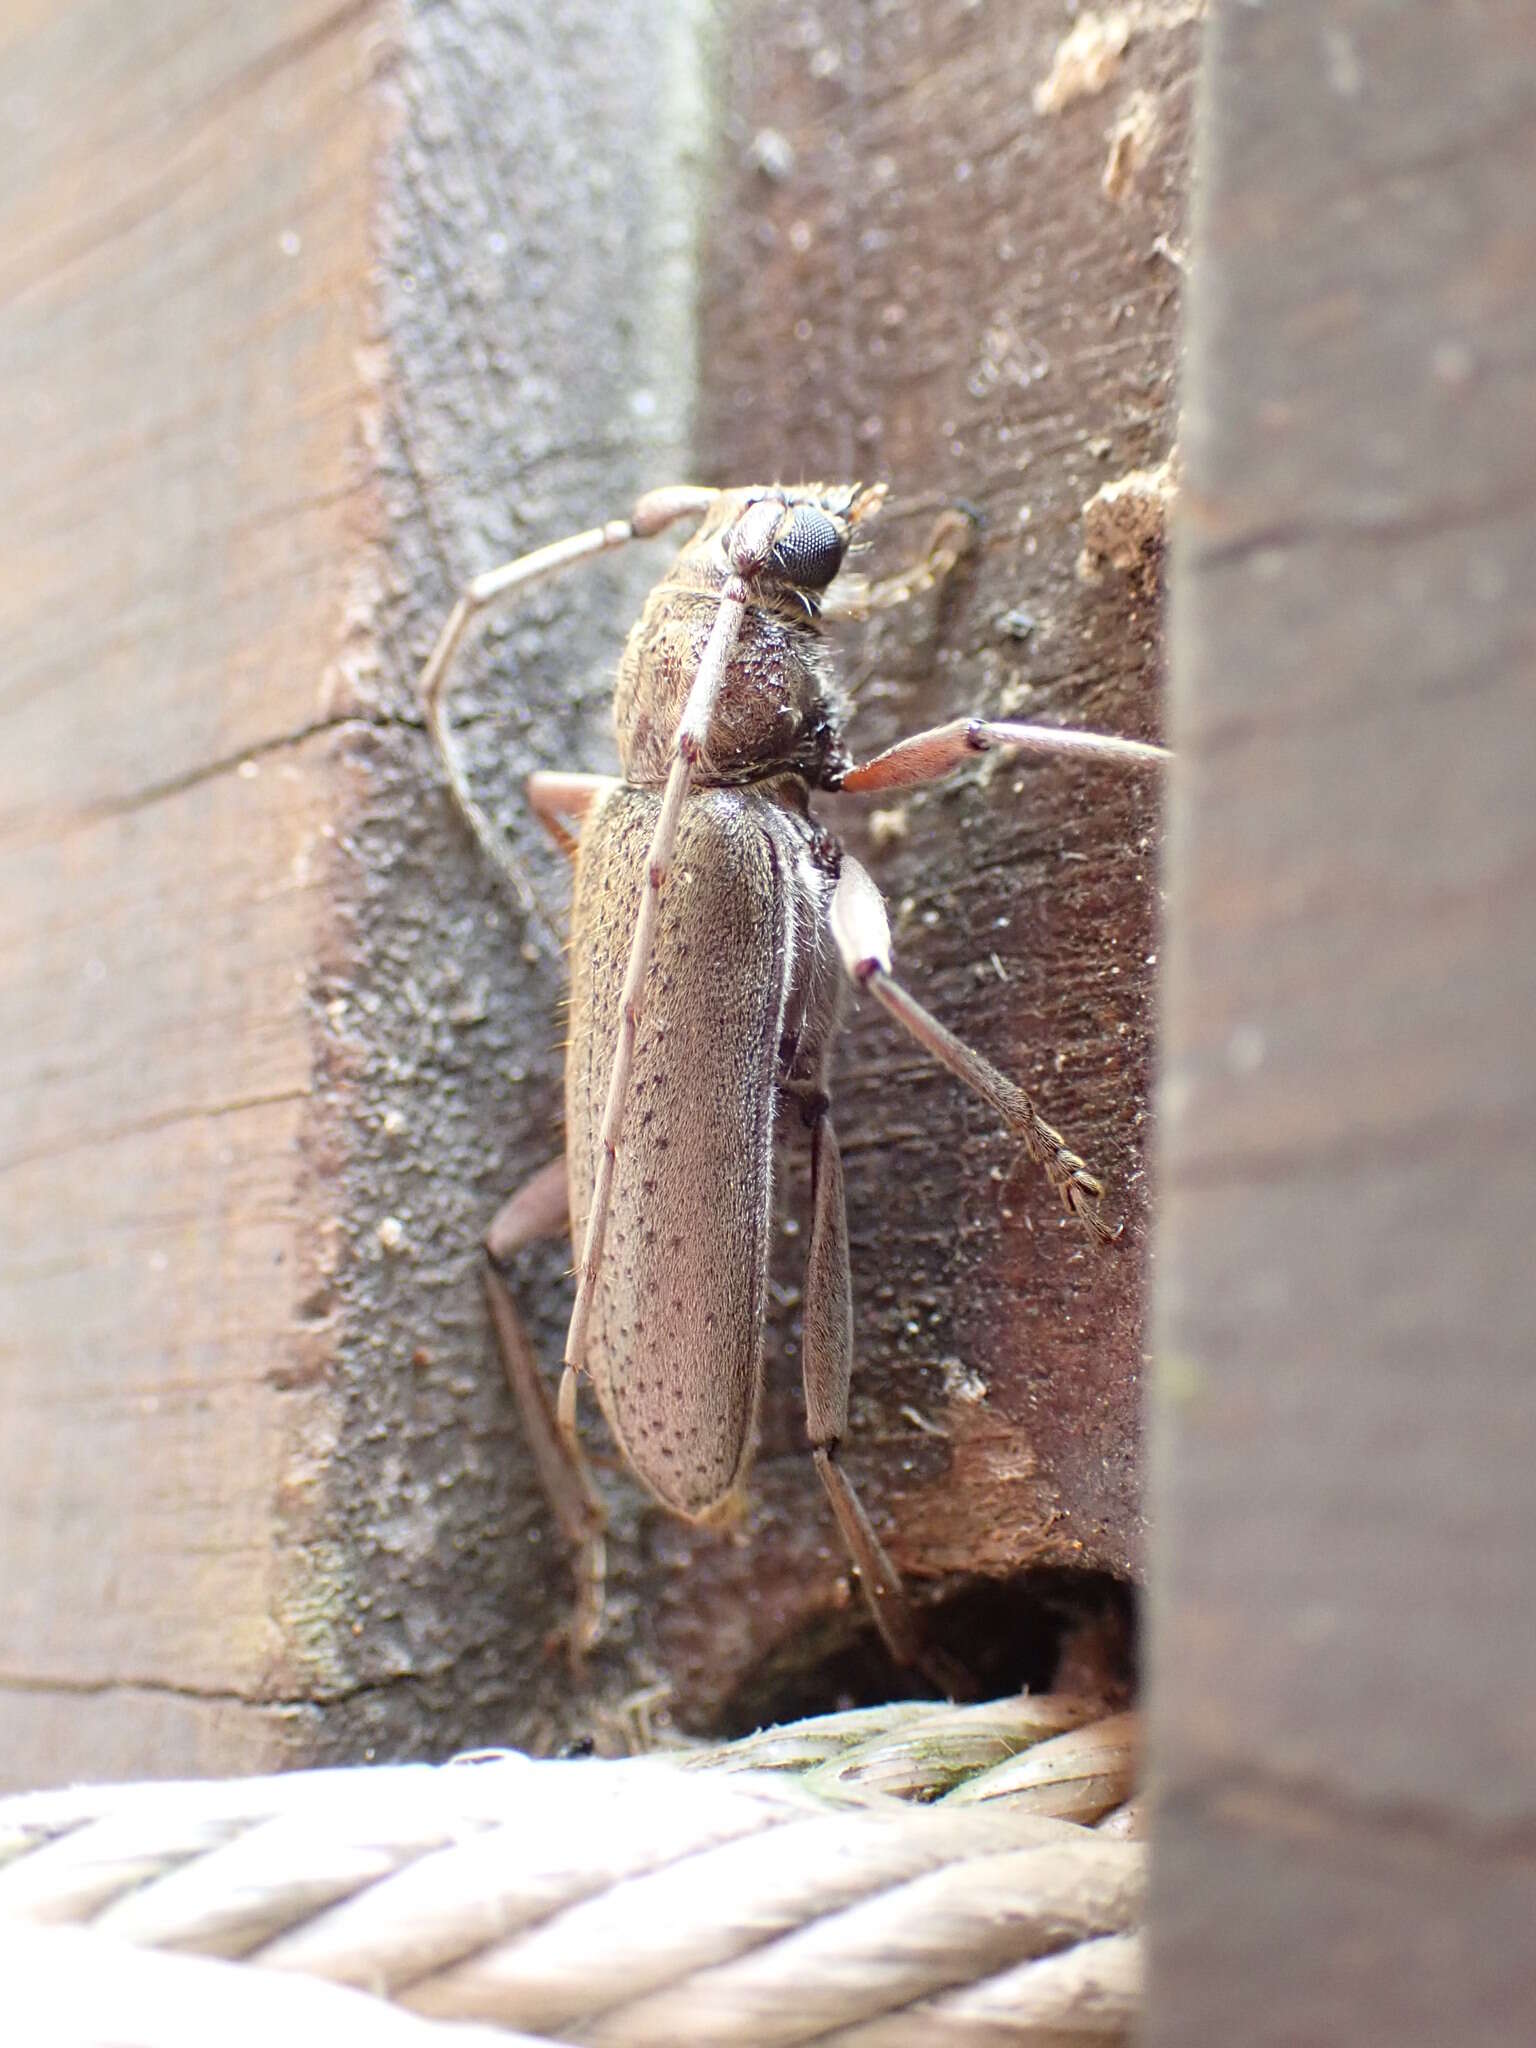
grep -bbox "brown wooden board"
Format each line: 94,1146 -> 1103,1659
0,0 -> 386,1788
3,0 -> 1190,1782
660,0 -> 1192,1723
1151,2 -> 1536,2040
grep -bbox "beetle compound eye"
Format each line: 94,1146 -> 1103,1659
771,506 -> 846,590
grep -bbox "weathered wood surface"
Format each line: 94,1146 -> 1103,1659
0,0 -> 387,1786
662,0 -> 1189,1719
2,0 -> 1187,1784
1151,2 -> 1536,2041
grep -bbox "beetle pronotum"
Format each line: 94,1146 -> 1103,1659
420,482 -> 1166,1687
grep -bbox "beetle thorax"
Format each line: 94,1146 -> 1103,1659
613,580 -> 845,788
612,485 -> 877,789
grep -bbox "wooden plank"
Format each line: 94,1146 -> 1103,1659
0,0 -> 383,1788
0,0 -> 382,826
1151,2 -> 1536,2039
661,0 -> 1191,1721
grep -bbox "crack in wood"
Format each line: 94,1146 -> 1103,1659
0,1666 -> 446,1715
0,1085 -> 312,1182
2,711 -> 420,853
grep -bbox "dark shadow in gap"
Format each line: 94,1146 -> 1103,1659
709,1566 -> 1137,1737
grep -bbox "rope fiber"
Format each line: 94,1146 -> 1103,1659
0,1695 -> 1141,2046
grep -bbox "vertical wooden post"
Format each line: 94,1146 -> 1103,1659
0,0 -> 387,1785
1153,3 -> 1536,2039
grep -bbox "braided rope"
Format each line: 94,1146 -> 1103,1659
0,1696 -> 1142,2045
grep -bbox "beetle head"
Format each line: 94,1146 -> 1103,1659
719,483 -> 886,610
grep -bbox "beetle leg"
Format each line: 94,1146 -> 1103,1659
527,770 -> 617,862
418,487 -> 718,947
831,855 -> 1116,1240
482,1155 -> 609,1661
485,1152 -> 569,1264
800,1099 -> 971,1698
840,714 -> 1168,793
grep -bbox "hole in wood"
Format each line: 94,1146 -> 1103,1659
709,1567 -> 1136,1735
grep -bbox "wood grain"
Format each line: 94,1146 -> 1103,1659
1151,3 -> 1536,2040
0,0 -> 385,1786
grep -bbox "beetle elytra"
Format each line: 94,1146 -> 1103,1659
420,482 -> 1167,1688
